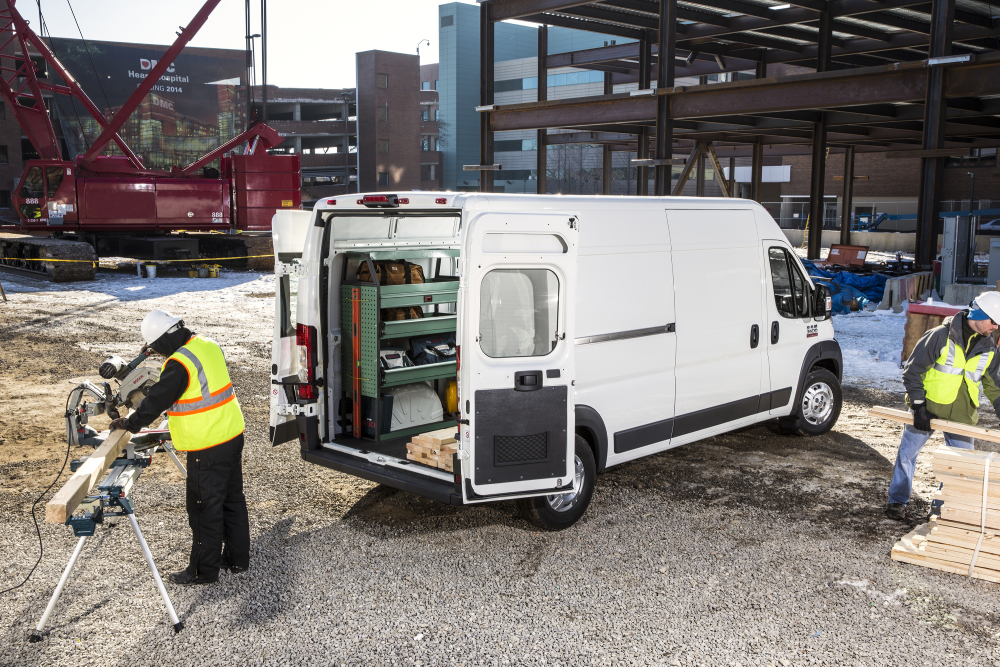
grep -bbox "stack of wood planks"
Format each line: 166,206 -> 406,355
892,447 -> 1000,583
869,406 -> 1000,582
406,427 -> 458,473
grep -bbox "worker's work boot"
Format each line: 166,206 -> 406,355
225,564 -> 249,574
168,568 -> 217,586
885,503 -> 907,521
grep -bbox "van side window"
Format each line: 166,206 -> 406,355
768,247 -> 810,319
480,269 -> 559,358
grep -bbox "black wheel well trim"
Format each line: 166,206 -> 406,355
574,404 -> 608,473
788,340 -> 843,420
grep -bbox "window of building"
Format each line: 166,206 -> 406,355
440,15 -> 453,27
377,140 -> 389,154
377,106 -> 388,121
421,81 -> 430,91
421,109 -> 428,121
0,190 -> 11,208
421,137 -> 429,151
420,164 -> 436,181
378,172 -> 389,186
434,80 -> 438,90
0,145 -> 8,166
377,73 -> 388,89
435,109 -> 440,121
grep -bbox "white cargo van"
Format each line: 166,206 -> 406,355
270,193 -> 842,530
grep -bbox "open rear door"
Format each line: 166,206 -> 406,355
460,211 -> 578,502
270,210 -> 312,445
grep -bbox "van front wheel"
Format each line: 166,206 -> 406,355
517,435 -> 595,531
793,368 -> 842,436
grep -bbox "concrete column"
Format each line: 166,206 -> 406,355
536,26 -> 547,195
292,103 -> 301,121
293,137 -> 302,154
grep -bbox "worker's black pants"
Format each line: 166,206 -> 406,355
185,433 -> 250,580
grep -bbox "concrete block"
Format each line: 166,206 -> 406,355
942,283 -> 990,307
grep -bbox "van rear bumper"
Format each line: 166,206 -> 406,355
302,447 -> 465,506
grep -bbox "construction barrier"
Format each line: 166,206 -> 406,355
876,271 -> 934,311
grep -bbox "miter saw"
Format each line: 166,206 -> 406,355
65,348 -> 162,448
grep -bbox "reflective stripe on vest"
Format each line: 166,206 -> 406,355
924,338 -> 994,408
164,336 -> 244,451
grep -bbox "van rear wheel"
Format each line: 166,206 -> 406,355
517,435 -> 595,531
782,368 -> 842,436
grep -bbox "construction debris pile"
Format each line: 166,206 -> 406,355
892,446 -> 1000,583
405,427 -> 458,473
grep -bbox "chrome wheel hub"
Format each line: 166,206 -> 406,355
801,381 -> 834,426
546,454 -> 585,512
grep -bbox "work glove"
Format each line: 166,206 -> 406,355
109,418 -> 134,433
912,402 -> 933,433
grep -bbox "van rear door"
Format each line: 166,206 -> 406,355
270,210 -> 312,446
460,211 -> 578,501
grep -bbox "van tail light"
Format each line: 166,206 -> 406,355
296,323 -> 318,400
435,198 -> 447,205
326,198 -> 337,205
455,345 -> 461,372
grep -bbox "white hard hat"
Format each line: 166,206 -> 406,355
140,309 -> 182,345
974,292 -> 1000,323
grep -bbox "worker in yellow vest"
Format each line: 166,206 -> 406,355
888,292 -> 1000,520
110,309 -> 249,585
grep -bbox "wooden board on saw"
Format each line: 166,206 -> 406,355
45,427 -> 131,524
892,522 -> 1000,583
406,427 -> 458,473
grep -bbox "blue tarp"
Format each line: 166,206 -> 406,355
801,259 -> 888,312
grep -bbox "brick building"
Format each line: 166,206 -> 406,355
419,63 -> 442,190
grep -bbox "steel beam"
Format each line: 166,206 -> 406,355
751,137 -> 764,202
840,145 -> 855,244
537,25 -> 548,195
807,6 -> 833,260
479,2 -> 494,193
654,0 -> 676,196
637,32 -> 651,196
490,0 -> 592,21
916,0 -> 956,267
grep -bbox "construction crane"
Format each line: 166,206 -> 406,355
0,0 -> 298,281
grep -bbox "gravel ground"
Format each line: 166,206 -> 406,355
2,267 -> 1000,667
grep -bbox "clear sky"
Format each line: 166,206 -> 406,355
31,0 -> 466,90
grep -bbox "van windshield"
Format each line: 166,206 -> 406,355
322,213 -> 459,243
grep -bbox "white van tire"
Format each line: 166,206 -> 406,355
517,435 -> 596,531
782,368 -> 842,436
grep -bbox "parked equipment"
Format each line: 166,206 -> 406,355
0,0 -> 299,281
270,194 -> 842,531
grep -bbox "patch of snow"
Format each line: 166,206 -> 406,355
833,310 -> 906,392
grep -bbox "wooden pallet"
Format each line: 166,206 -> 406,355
405,427 -> 459,473
889,442 -> 1000,582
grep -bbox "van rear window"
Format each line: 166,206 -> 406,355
479,269 -> 559,358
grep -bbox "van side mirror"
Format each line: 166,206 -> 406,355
813,284 -> 832,321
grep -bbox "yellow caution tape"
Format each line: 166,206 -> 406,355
7,253 -> 276,264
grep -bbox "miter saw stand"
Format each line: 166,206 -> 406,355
29,430 -> 188,642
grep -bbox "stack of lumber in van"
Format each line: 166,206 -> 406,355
406,427 -> 458,473
891,446 -> 1000,583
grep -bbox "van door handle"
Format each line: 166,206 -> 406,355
514,370 -> 543,392
750,324 -> 759,349
771,321 -> 780,344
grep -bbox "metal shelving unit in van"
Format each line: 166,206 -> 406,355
341,249 -> 459,442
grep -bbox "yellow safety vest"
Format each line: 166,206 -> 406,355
923,338 -> 994,407
164,336 -> 245,451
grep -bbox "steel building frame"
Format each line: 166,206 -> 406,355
474,0 -> 1000,264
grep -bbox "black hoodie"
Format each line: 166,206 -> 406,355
124,327 -> 196,432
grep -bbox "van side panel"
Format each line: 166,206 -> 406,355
574,209 -> 676,465
668,209 -> 768,435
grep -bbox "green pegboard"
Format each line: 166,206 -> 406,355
341,284 -> 379,398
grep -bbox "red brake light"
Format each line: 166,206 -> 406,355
326,198 -> 337,205
435,198 -> 447,205
398,198 -> 409,204
296,324 -> 318,400
362,194 -> 399,208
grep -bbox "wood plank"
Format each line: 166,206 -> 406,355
45,428 -> 131,524
891,523 -> 1000,582
869,406 -> 1000,444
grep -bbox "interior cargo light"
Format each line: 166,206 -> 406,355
296,323 -> 318,400
362,194 -> 399,208
435,198 -> 447,205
